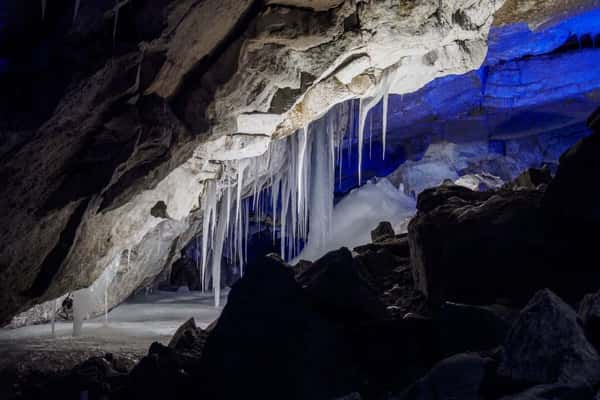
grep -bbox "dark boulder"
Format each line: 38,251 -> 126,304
497,384 -> 594,400
296,247 -> 387,322
198,254 -> 359,400
354,233 -> 411,259
168,317 -> 208,353
126,343 -> 193,400
397,353 -> 495,400
408,185 -> 548,306
510,166 -> 552,190
435,302 -> 518,357
579,290 -> 600,351
352,315 -> 441,397
408,109 -> 600,308
543,110 -> 600,223
499,289 -> 600,386
354,247 -> 401,284
371,221 -> 395,242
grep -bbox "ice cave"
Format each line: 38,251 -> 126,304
1,0 -> 600,399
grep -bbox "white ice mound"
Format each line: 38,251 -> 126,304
295,177 -> 416,262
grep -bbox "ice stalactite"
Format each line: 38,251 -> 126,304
369,113 -> 373,160
382,90 -> 389,160
112,0 -> 130,44
72,288 -> 92,337
104,265 -> 111,325
51,299 -> 58,338
104,286 -> 108,325
305,107 -> 336,255
211,198 -> 228,307
73,0 -> 81,24
41,0 -> 47,20
201,180 -> 217,292
357,70 -> 395,183
113,8 -> 119,44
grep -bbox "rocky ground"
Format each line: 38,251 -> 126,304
2,113 -> 599,399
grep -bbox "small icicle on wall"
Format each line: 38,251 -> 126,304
198,103 -> 348,306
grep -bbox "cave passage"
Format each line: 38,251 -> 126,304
2,7 -> 600,399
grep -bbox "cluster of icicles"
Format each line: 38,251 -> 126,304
199,87 -> 394,307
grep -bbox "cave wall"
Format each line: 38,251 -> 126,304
5,0 -> 600,325
0,0 -> 509,325
163,5 -> 600,294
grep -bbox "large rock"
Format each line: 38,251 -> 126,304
352,315 -> 441,397
510,167 -> 552,190
543,109 -> 600,223
397,353 -> 494,400
408,136 -> 600,307
371,221 -> 395,243
498,384 -> 594,400
296,247 -> 387,322
579,290 -> 600,351
499,289 -> 600,386
435,302 -> 518,357
354,234 -> 411,259
408,184 -> 548,306
198,255 -> 359,400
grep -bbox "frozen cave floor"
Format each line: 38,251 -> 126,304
0,291 -> 225,377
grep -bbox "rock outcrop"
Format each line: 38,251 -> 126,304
579,290 -> 600,351
499,289 -> 600,386
198,254 -> 359,400
408,184 -> 547,306
407,112 -> 600,307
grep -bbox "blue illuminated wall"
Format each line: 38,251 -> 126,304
334,7 -> 600,195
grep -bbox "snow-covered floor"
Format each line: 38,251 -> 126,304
0,290 -> 226,373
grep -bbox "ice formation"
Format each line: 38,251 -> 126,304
195,104 -> 348,305
73,0 -> 81,23
195,88 -> 421,304
112,0 -> 130,43
295,178 -> 416,262
72,288 -> 93,337
357,70 -> 395,183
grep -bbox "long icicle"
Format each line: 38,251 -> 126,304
382,90 -> 389,160
73,0 -> 81,23
358,99 -> 366,185
41,0 -> 47,20
51,299 -> 57,338
244,201 -> 249,264
201,181 -> 217,292
212,198 -> 228,307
